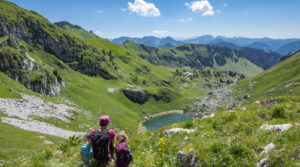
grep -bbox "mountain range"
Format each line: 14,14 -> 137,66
122,41 -> 282,76
111,35 -> 300,55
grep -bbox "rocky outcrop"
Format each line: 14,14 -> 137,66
0,46 -> 64,96
279,49 -> 300,62
54,21 -> 82,29
121,87 -> 175,104
121,88 -> 151,104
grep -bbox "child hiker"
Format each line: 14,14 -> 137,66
115,131 -> 133,167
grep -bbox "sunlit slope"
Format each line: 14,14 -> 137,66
234,50 -> 300,101
122,41 -> 264,77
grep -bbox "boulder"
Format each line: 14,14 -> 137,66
259,124 -> 292,132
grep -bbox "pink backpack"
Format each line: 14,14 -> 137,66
116,142 -> 133,167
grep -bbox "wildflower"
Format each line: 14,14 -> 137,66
159,138 -> 165,157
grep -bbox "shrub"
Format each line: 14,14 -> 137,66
183,121 -> 194,129
229,142 -> 250,158
59,135 -> 81,153
212,119 -> 222,131
210,142 -> 227,153
272,104 -> 286,118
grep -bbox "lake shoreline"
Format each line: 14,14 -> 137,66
137,110 -> 184,133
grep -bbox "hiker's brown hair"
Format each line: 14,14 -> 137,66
116,131 -> 128,143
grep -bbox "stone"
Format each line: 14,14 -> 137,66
259,124 -> 292,132
164,128 -> 196,134
202,113 -> 215,119
260,142 -> 275,155
44,140 -> 54,145
256,158 -> 268,167
184,136 -> 189,142
37,136 -> 46,139
107,88 -> 116,93
244,94 -> 250,99
177,151 -> 198,167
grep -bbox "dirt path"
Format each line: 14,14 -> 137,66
137,110 -> 183,133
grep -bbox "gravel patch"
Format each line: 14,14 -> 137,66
0,94 -> 75,122
1,117 -> 85,139
185,86 -> 242,118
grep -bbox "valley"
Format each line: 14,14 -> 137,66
0,0 -> 300,166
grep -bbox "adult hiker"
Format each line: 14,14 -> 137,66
88,115 -> 115,167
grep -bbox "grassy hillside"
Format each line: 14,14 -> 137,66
235,47 -> 282,70
5,96 -> 300,166
234,50 -> 300,102
123,41 -> 264,77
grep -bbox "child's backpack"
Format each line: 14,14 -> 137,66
91,129 -> 110,163
80,144 -> 93,164
116,142 -> 133,167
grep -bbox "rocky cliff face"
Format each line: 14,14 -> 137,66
121,87 -> 175,104
0,1 -> 116,79
0,0 -> 120,95
0,43 -> 64,96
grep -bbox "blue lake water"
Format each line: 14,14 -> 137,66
143,113 -> 194,131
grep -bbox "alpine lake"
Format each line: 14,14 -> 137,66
143,113 -> 194,131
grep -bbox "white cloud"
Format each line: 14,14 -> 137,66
121,7 -> 127,12
97,10 -> 102,14
179,17 -> 193,22
95,30 -> 102,37
216,10 -> 221,14
152,30 -> 171,37
185,0 -> 214,16
224,4 -> 228,7
128,0 -> 160,17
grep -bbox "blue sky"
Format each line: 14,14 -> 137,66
9,0 -> 300,39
